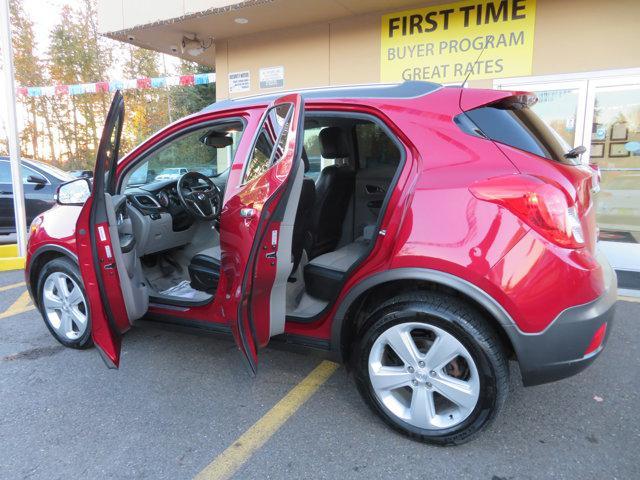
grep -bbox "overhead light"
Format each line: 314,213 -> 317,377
234,17 -> 249,24
181,34 -> 213,57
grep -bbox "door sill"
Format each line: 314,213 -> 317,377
148,294 -> 213,308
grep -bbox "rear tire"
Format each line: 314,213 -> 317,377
353,292 -> 509,445
37,257 -> 93,349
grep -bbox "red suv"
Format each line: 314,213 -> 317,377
25,83 -> 616,444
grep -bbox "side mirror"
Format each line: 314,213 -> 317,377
56,178 -> 91,205
26,174 -> 47,185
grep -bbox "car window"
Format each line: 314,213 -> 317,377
0,161 -> 49,184
355,123 -> 400,169
244,103 -> 293,183
303,127 -> 336,181
464,97 -> 575,165
0,161 -> 11,183
124,121 -> 244,189
22,165 -> 50,184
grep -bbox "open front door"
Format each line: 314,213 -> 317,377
75,91 -> 133,368
220,94 -> 305,373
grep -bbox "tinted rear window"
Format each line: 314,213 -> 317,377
465,98 -> 575,164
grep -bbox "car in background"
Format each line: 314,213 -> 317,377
155,167 -> 188,181
0,157 -> 74,235
68,169 -> 93,179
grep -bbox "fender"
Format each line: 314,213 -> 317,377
330,267 -> 519,360
26,244 -> 79,304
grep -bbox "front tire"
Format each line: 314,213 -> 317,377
353,292 -> 509,445
37,257 -> 93,349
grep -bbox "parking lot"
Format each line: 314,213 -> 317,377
0,268 -> 638,480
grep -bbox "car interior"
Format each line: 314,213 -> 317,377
109,111 -> 402,324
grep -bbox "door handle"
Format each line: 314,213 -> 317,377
240,208 -> 256,218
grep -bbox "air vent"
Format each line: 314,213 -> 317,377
132,194 -> 161,209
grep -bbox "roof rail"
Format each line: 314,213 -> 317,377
201,81 -> 442,113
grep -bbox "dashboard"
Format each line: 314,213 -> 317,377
121,171 -> 228,257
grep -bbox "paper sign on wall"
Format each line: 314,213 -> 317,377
380,0 -> 536,84
228,71 -> 250,94
259,66 -> 285,89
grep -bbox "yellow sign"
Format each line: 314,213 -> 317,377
381,0 -> 536,84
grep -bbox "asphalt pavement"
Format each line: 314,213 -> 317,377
0,268 -> 638,480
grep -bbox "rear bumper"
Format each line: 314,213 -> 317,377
509,250 -> 617,386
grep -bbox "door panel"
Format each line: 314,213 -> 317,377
219,94 -> 304,373
75,91 -> 135,368
104,193 -> 148,322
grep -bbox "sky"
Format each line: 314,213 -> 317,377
23,0 -> 80,57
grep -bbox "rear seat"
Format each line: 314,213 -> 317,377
304,239 -> 370,301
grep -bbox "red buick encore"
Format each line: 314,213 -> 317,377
25,83 -> 616,444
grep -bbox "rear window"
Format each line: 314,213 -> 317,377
464,96 -> 576,165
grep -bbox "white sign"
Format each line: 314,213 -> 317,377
259,66 -> 284,89
228,71 -> 250,94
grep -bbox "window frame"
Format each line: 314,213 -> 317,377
240,102 -> 294,186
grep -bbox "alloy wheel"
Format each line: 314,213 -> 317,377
42,271 -> 88,341
368,321 -> 480,430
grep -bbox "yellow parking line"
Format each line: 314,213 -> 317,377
0,291 -> 35,319
619,295 -> 640,304
0,281 -> 25,292
194,360 -> 339,480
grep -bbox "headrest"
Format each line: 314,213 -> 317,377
301,148 -> 310,173
319,127 -> 349,159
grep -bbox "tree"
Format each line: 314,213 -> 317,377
169,60 -> 216,119
121,46 -> 169,153
9,0 -> 53,161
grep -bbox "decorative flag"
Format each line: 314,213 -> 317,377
17,73 -> 215,97
194,73 -> 209,85
69,84 -> 84,95
109,80 -> 124,92
82,83 -> 97,94
137,77 -> 151,89
151,77 -> 166,88
124,79 -> 138,89
96,81 -> 109,93
165,76 -> 180,87
179,75 -> 195,86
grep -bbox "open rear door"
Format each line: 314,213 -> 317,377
219,94 -> 305,373
75,91 -> 132,368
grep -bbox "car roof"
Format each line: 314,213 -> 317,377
200,81 -> 442,114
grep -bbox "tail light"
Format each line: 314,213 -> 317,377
470,174 -> 585,249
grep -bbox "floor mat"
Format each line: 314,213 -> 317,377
159,280 -> 211,301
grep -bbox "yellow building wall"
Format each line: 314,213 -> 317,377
215,0 -> 640,98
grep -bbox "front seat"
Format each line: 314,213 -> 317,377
311,127 -> 355,258
291,149 -> 316,273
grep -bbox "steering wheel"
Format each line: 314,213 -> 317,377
176,171 -> 222,220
